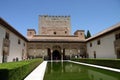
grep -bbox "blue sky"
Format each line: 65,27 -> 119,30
0,0 -> 120,36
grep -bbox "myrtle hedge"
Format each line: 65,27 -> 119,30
71,58 -> 120,69
0,58 -> 43,80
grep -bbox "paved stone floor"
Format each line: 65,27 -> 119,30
24,61 -> 47,80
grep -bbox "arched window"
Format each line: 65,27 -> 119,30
65,31 -> 67,34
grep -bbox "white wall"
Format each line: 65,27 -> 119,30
8,31 -> 27,62
0,25 -> 27,63
87,33 -> 116,59
0,25 -> 5,63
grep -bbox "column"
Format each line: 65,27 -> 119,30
42,50 -> 44,59
51,49 -> 53,61
33,49 -> 36,58
61,49 -> 63,61
70,49 -> 72,59
78,49 -> 80,58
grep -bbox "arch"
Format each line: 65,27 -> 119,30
52,45 -> 61,51
52,50 -> 61,60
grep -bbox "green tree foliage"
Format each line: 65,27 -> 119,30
86,30 -> 91,39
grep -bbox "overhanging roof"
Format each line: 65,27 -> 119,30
0,17 -> 28,41
86,22 -> 120,42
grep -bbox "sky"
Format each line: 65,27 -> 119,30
0,0 -> 120,37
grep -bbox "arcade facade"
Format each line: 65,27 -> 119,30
27,41 -> 87,60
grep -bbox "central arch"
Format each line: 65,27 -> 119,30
52,50 -> 61,60
52,45 -> 61,60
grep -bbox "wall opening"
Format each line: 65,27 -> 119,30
52,50 -> 61,60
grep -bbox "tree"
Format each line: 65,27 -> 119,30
86,30 -> 91,39
84,34 -> 87,39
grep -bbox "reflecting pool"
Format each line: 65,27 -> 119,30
44,61 -> 120,80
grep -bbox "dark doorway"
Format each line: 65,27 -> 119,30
117,50 -> 120,58
93,51 -> 96,58
52,50 -> 61,60
2,50 -> 7,63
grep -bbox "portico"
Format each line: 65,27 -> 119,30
27,41 -> 87,60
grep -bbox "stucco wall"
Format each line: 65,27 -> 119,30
8,31 -> 27,62
87,33 -> 116,58
0,25 -> 5,63
0,24 -> 27,63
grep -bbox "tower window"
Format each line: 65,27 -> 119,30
29,32 -> 32,36
80,33 -> 82,35
54,32 -> 56,35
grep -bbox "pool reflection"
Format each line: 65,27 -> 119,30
44,62 -> 120,80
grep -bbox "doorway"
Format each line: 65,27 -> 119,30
52,50 -> 61,60
117,49 -> 120,58
2,50 -> 8,63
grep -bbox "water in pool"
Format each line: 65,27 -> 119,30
44,61 -> 120,80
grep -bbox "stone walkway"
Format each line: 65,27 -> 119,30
24,61 -> 47,80
69,60 -> 120,72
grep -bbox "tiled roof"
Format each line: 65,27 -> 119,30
86,22 -> 120,42
0,17 -> 28,41
28,39 -> 85,43
28,33 -> 85,42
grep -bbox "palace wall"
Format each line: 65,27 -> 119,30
27,42 -> 86,59
0,18 -> 27,63
87,24 -> 120,59
87,33 -> 116,58
0,25 -> 5,63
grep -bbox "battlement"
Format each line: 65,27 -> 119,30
39,15 -> 70,18
39,15 -> 71,35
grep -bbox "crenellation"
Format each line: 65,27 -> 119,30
39,15 -> 71,35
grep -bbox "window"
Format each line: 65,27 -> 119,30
97,40 -> 101,45
23,43 -> 25,47
54,32 -> 56,35
115,34 -> 119,40
5,32 -> 9,40
18,39 -> 21,44
80,33 -> 82,35
115,33 -> 120,40
65,31 -> 67,34
90,43 -> 92,47
93,51 -> 96,58
29,32 -> 32,36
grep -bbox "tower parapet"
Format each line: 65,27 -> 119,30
74,30 -> 85,40
39,15 -> 71,35
27,29 -> 36,38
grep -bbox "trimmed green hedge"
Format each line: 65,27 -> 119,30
71,58 -> 120,69
0,58 -> 43,80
